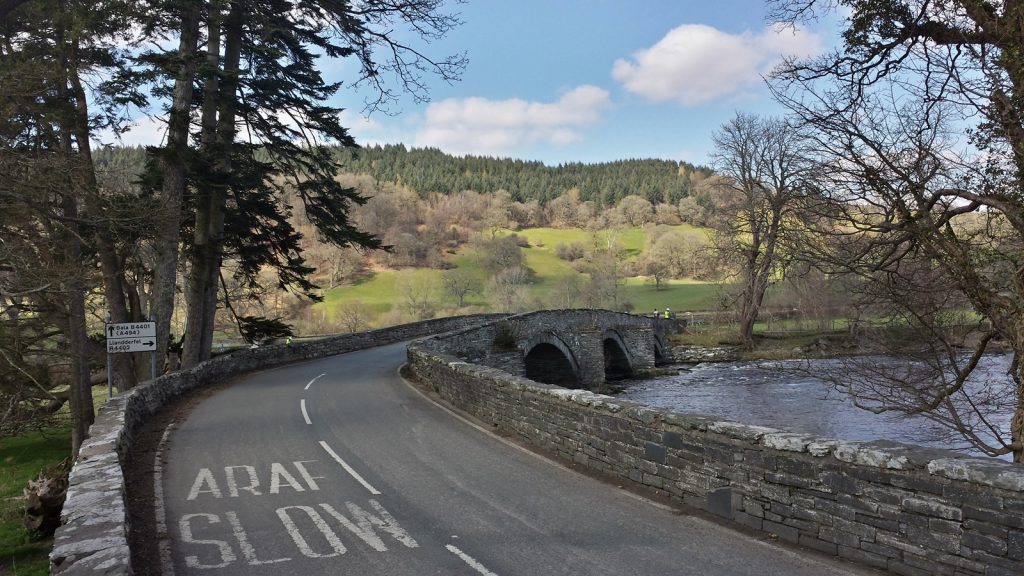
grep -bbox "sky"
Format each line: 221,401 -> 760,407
121,0 -> 844,167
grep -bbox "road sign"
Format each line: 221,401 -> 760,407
106,321 -> 156,354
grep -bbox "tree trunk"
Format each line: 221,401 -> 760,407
152,1 -> 201,372
182,1 -> 222,367
61,194 -> 93,457
1012,336 -> 1024,463
69,45 -> 139,392
738,272 -> 760,348
182,1 -> 241,367
54,7 -> 93,456
737,205 -> 784,349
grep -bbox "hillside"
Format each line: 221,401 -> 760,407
313,225 -> 721,331
90,146 -> 725,333
333,144 -> 714,205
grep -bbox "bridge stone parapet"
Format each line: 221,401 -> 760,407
427,309 -> 656,390
408,313 -> 1024,576
50,314 -> 506,576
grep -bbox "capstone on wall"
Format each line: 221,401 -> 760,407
50,314 -> 506,576
408,314 -> 1024,576
435,309 -> 657,388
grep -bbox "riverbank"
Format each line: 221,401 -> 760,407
673,324 -> 1011,362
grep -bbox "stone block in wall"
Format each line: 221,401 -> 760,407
902,496 -> 963,521
797,534 -> 837,556
820,526 -> 861,548
643,441 -> 667,464
962,530 -> 1008,556
837,545 -> 889,570
928,457 -> 1024,491
1009,529 -> 1024,560
409,310 -> 1024,576
54,314 -> 505,575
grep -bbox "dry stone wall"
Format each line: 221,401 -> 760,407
439,309 -> 656,387
408,316 -> 1024,576
50,314 -> 505,575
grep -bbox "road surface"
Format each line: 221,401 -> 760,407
155,342 -> 878,575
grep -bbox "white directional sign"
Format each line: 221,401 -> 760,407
106,321 -> 156,353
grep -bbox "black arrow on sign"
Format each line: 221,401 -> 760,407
144,340 -> 154,346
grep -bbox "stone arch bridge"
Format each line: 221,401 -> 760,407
428,309 -> 680,390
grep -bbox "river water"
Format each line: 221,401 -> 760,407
619,354 -> 1016,459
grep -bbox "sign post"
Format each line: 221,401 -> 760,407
105,321 -> 157,397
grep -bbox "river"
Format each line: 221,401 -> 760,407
619,354 -> 1017,460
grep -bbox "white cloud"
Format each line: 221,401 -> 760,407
612,24 -> 824,106
414,85 -> 612,156
339,109 -> 383,134
94,114 -> 167,147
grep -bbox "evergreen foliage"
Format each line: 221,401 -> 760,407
94,145 -> 715,209
333,144 -> 713,206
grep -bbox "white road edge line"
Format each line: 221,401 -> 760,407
300,399 -> 312,425
304,373 -> 326,391
397,365 -> 676,514
399,368 -> 858,572
446,544 -> 498,576
154,423 -> 176,576
318,440 -> 382,495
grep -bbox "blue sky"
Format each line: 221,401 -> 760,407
122,1 -> 842,167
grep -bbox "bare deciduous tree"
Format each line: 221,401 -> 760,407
335,300 -> 372,334
485,266 -> 530,313
442,268 -> 480,309
397,270 -> 440,321
770,0 -> 1024,460
710,112 -> 811,348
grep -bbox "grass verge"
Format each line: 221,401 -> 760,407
0,430 -> 69,575
1,387 -> 107,575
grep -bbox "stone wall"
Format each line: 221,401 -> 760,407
668,344 -> 742,363
408,316 -> 1024,576
437,309 -> 656,388
49,314 -> 505,575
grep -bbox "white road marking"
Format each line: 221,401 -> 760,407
318,440 -> 382,495
224,465 -> 262,497
187,468 -> 223,500
154,424 -> 176,576
446,544 -> 498,576
179,514 -> 236,568
305,373 -> 326,390
277,505 -> 347,558
293,460 -> 324,491
301,399 -> 311,425
398,365 -> 679,514
269,462 -> 307,493
225,511 -> 290,565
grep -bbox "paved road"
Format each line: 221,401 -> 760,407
157,342 -> 878,575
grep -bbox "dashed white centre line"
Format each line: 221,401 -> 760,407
446,544 -> 498,576
318,440 -> 381,495
300,399 -> 311,425
304,373 -> 326,391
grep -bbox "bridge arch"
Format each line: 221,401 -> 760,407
652,333 -> 669,366
522,333 -> 581,388
602,329 -> 634,380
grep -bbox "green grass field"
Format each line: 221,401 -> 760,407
314,225 -> 721,328
620,278 -> 721,313
0,431 -> 68,575
0,388 -> 107,575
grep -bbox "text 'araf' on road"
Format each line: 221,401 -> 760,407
175,462 -> 419,569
